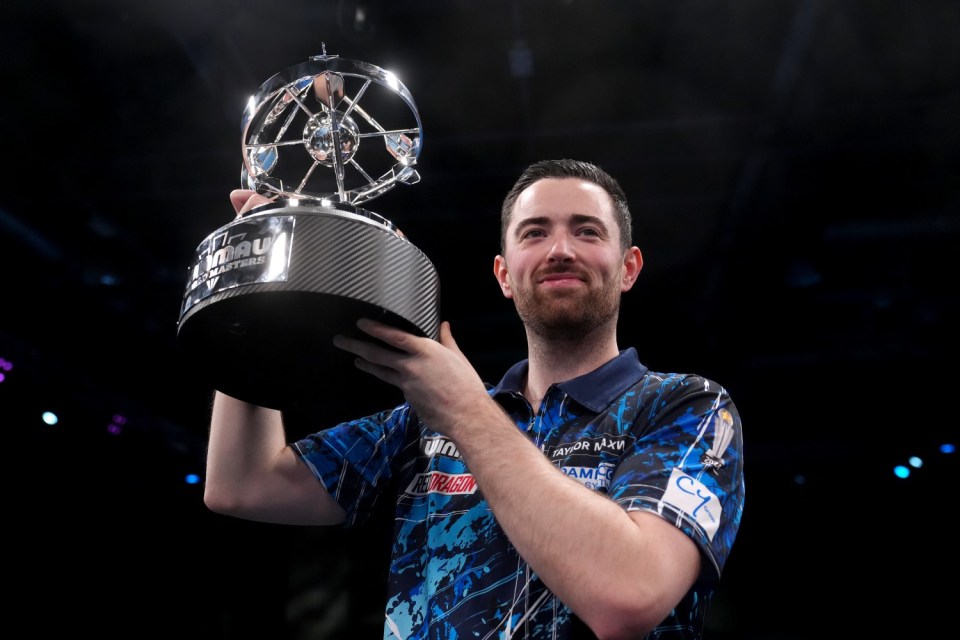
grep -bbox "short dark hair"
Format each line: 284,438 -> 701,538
500,159 -> 633,253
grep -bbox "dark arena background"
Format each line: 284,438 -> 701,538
4,1 -> 957,638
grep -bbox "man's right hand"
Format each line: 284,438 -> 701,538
230,189 -> 275,217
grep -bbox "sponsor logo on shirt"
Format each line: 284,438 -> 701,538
560,462 -> 615,490
662,468 -> 722,541
405,471 -> 478,496
548,435 -> 629,459
701,408 -> 735,474
420,436 -> 462,459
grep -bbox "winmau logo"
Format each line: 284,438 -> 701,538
420,436 -> 461,459
180,216 -> 295,318
188,232 -> 273,292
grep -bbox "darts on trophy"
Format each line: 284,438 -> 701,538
177,48 -> 440,410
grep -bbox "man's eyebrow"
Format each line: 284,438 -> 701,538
569,213 -> 608,228
513,213 -> 609,237
512,216 -> 551,236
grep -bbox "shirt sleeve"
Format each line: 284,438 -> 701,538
292,403 -> 416,526
606,373 -> 745,580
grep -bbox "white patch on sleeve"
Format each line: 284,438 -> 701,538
661,468 -> 722,541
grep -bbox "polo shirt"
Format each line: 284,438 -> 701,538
294,347 -> 745,639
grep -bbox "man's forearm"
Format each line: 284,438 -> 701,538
449,400 -> 647,623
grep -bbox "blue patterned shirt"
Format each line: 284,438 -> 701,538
293,348 -> 745,639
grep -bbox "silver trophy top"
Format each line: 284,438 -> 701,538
241,47 -> 422,208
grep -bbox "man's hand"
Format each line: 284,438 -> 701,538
230,189 -> 275,217
332,319 -> 491,436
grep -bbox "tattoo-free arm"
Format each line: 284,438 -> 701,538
203,391 -> 346,526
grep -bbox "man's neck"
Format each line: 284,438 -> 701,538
522,325 -> 620,411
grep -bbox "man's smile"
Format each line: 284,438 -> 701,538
538,271 -> 586,287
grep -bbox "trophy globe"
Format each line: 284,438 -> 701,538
177,50 -> 440,410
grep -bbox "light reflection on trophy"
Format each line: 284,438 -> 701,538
177,49 -> 440,410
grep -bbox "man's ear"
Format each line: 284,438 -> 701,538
493,255 -> 513,299
621,246 -> 643,292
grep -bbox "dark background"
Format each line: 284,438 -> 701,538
4,1 -> 957,637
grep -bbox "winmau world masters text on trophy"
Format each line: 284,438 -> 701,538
177,49 -> 440,410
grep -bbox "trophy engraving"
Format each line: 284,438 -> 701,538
177,49 -> 440,410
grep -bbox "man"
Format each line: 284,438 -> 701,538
205,159 -> 745,639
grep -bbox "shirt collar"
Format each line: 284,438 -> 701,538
491,347 -> 648,413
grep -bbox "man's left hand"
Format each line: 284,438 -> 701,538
332,319 -> 492,436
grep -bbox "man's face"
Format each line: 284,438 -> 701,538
494,177 -> 642,340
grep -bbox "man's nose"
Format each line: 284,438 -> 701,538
547,233 -> 576,262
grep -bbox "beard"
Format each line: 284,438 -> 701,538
510,270 -> 622,341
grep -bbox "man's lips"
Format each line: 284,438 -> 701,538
538,272 -> 585,286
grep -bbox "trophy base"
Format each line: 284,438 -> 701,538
177,291 -> 425,410
176,203 -> 440,411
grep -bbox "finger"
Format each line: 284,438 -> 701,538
229,189 -> 274,216
438,321 -> 467,362
332,332 -> 403,367
440,322 -> 469,364
332,333 -> 376,359
332,334 -> 403,387
350,356 -> 400,387
229,189 -> 255,214
355,318 -> 415,353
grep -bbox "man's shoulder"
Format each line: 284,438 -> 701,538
636,369 -> 729,394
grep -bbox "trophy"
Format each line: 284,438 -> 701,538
176,49 -> 440,410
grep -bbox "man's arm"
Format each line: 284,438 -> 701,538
203,391 -> 346,525
202,189 -> 345,526
448,403 -> 700,639
334,319 -> 701,639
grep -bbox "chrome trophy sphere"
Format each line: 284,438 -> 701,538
177,50 -> 440,410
